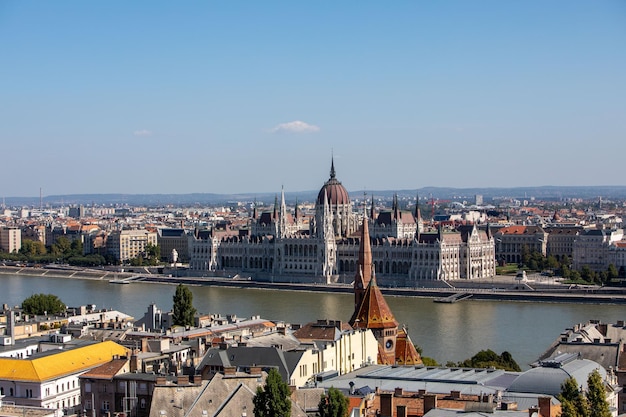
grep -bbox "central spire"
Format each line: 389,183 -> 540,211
330,156 -> 336,179
352,205 -> 372,312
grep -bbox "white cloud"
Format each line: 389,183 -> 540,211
270,120 -> 320,134
133,129 -> 152,137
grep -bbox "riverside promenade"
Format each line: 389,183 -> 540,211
2,265 -> 626,305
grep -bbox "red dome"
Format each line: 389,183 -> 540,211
317,160 -> 350,205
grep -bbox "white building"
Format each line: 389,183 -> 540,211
189,160 -> 496,285
572,228 -> 623,271
0,341 -> 127,411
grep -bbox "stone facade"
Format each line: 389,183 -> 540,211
188,160 -> 496,285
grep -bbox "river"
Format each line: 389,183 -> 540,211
2,274 -> 624,370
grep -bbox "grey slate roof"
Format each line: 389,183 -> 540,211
508,354 -> 606,396
198,346 -> 293,381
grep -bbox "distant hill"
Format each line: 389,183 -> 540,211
4,185 -> 626,207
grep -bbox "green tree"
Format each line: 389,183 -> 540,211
456,350 -> 521,372
22,293 -> 66,315
558,376 -> 589,417
580,265 -> 594,283
318,387 -> 349,417
546,255 -> 559,270
607,264 -> 619,281
51,236 -> 72,257
172,284 -> 197,327
520,245 -> 530,266
146,244 -> 160,262
20,239 -> 47,257
586,369 -> 610,417
253,368 -> 291,417
414,345 -> 438,366
70,238 -> 83,256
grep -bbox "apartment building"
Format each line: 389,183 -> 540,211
0,227 -> 21,253
106,230 -> 157,262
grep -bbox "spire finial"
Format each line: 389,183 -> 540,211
330,153 -> 336,179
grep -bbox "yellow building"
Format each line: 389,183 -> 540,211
0,341 -> 128,412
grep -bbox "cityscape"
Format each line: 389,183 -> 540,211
3,1 -> 626,417
2,158 -> 626,416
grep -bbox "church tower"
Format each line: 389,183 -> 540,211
350,268 -> 399,365
352,205 -> 373,312
349,204 -> 422,365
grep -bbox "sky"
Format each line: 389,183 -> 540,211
2,1 -> 625,197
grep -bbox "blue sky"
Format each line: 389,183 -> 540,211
2,1 -> 625,197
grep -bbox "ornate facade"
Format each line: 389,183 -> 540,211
188,160 -> 496,285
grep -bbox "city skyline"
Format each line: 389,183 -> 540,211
2,1 -> 625,197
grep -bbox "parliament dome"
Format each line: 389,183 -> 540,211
317,160 -> 350,206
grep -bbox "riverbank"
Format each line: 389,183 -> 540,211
2,265 -> 626,305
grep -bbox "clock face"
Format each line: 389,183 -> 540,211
385,339 -> 393,350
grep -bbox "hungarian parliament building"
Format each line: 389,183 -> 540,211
188,160 -> 496,285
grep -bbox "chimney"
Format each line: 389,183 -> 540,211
394,388 -> 404,397
130,353 -> 140,373
380,393 -> 393,417
450,390 -> 461,399
528,406 -> 539,417
8,311 -> 15,345
176,375 -> 190,385
423,394 -> 437,414
156,376 -> 167,385
501,401 -> 518,411
224,366 -> 236,376
538,397 -> 552,417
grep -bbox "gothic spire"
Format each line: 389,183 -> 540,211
330,156 -> 336,179
414,193 -> 421,221
393,193 -> 399,220
272,194 -> 278,219
352,209 -> 373,312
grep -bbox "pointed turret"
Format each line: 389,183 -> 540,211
415,193 -> 423,239
414,193 -> 421,221
395,326 -> 423,366
393,194 -> 400,221
272,194 -> 278,220
370,194 -> 376,220
279,186 -> 288,237
352,207 -> 373,312
280,186 -> 286,216
252,197 -> 258,219
350,266 -> 399,365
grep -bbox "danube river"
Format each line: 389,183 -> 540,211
2,274 -> 624,369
